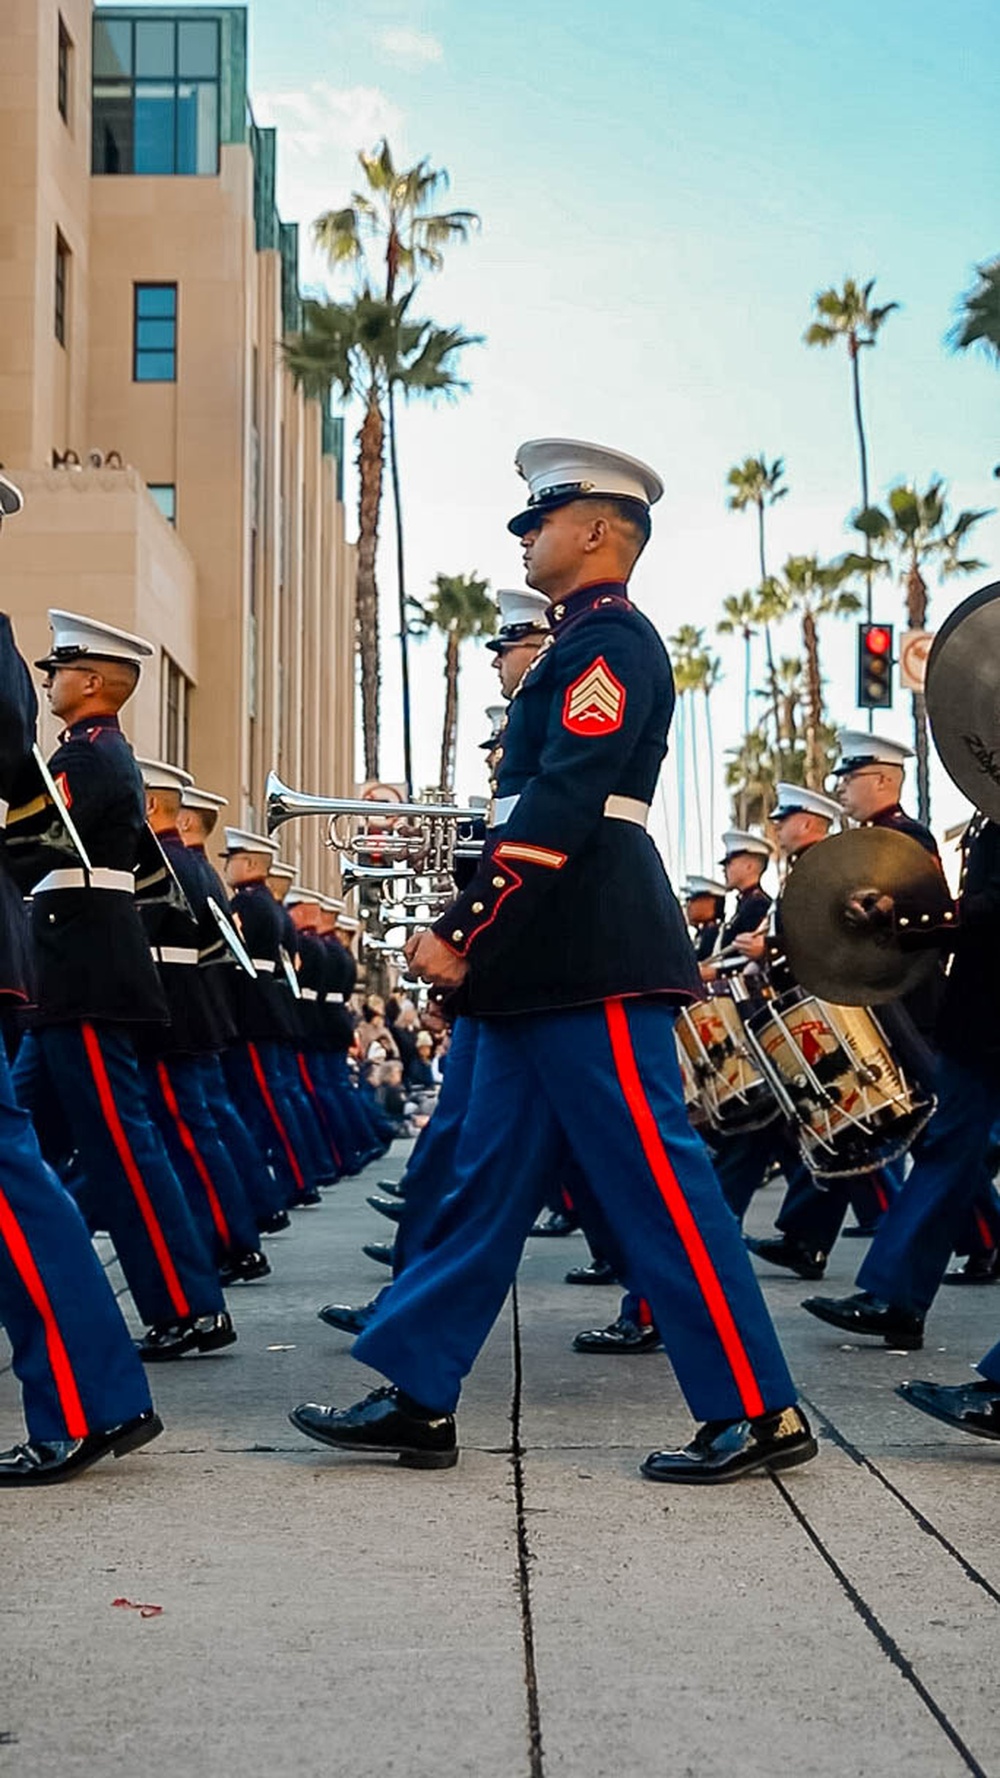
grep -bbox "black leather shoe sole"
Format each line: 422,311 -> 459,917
801,1298 -> 923,1349
0,1411 -> 163,1487
640,1432 -> 817,1484
564,1264 -> 617,1285
896,1382 -> 1000,1441
318,1304 -> 375,1336
288,1408 -> 458,1469
572,1328 -> 661,1354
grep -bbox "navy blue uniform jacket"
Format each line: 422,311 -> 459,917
6,713 -> 167,1026
431,580 -> 701,1016
0,614 -> 38,1006
936,816 -> 1000,1073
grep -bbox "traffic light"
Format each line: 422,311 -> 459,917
857,623 -> 894,709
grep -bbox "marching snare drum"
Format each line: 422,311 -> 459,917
676,993 -> 778,1134
746,990 -> 935,1178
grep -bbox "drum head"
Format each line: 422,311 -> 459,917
926,579 -> 1000,819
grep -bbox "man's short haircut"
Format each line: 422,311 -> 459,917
588,496 -> 651,561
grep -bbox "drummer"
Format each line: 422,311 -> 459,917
710,784 -> 889,1276
682,876 -> 727,963
699,831 -> 773,984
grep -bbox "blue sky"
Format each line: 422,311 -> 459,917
241,0 -> 1000,870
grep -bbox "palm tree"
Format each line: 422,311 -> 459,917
314,143 -> 481,794
948,259 -> 1000,365
716,590 -> 757,736
726,455 -> 787,749
283,293 -> 478,779
847,482 -> 990,821
764,556 -> 861,789
724,729 -> 776,831
804,278 -> 898,626
670,625 -> 710,867
697,648 -> 723,850
410,572 -> 496,795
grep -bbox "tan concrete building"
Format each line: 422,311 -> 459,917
0,0 -> 355,888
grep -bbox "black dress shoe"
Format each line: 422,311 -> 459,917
363,1240 -> 396,1267
366,1195 -> 404,1223
801,1291 -> 924,1349
137,1311 -> 237,1362
218,1249 -> 271,1285
318,1300 -> 379,1335
745,1235 -> 826,1280
193,1311 -> 237,1353
896,1378 -> 1000,1441
292,1188 -> 323,1208
315,1173 -> 341,1189
641,1406 -> 817,1484
841,1223 -> 880,1238
530,1209 -> 579,1237
573,1315 -> 661,1354
941,1252 -> 1000,1286
0,1410 -> 163,1487
376,1179 -> 407,1200
564,1259 -> 617,1285
259,1209 -> 292,1235
290,1386 -> 457,1469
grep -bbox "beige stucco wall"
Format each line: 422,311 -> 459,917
0,464 -> 197,756
0,0 -> 356,899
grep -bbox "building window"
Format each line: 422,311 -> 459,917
134,284 -> 177,382
54,232 -> 69,346
148,483 -> 176,525
92,16 -> 220,175
161,653 -> 191,767
58,16 -> 72,123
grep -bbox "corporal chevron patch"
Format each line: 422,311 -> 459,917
562,656 -> 626,736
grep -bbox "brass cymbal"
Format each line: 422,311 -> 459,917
926,579 -> 1000,820
781,827 -> 952,1005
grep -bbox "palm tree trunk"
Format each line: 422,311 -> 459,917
704,689 -> 716,851
675,695 -> 687,878
802,609 -> 824,789
439,630 -> 460,795
690,693 -> 705,867
742,629 -> 751,737
386,384 -> 414,798
850,342 -> 875,646
756,500 -> 783,764
356,389 -> 385,780
906,559 -> 931,826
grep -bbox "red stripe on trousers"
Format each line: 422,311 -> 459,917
871,1173 -> 888,1213
0,1184 -> 89,1439
296,1052 -> 343,1170
975,1210 -> 994,1252
246,1042 -> 306,1194
636,1297 -> 654,1329
156,1061 -> 231,1248
604,998 -> 766,1419
81,1022 -> 190,1319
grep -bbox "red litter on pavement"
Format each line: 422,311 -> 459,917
111,1597 -> 163,1619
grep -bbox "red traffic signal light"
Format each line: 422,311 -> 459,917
857,623 -> 894,709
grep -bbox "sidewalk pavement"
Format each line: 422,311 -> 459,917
2,1147 -> 998,1778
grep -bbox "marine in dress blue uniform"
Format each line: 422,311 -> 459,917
176,787 -> 290,1233
803,810 -> 1000,1349
136,759 -> 268,1282
220,828 -> 323,1208
292,437 -> 815,1483
5,609 -> 231,1365
0,507 -> 161,1482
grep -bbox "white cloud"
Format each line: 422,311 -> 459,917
254,83 -> 407,288
377,27 -> 443,66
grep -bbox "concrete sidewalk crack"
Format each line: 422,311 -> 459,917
510,1282 -> 545,1778
802,1393 -> 1000,1608
772,1471 -> 990,1778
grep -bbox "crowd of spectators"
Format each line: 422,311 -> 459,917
353,994 -> 449,1134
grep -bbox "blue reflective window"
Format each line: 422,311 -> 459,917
134,284 -> 177,381
92,17 -> 220,175
134,84 -> 175,174
148,484 -> 176,524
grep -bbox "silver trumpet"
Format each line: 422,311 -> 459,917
265,771 -> 483,919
